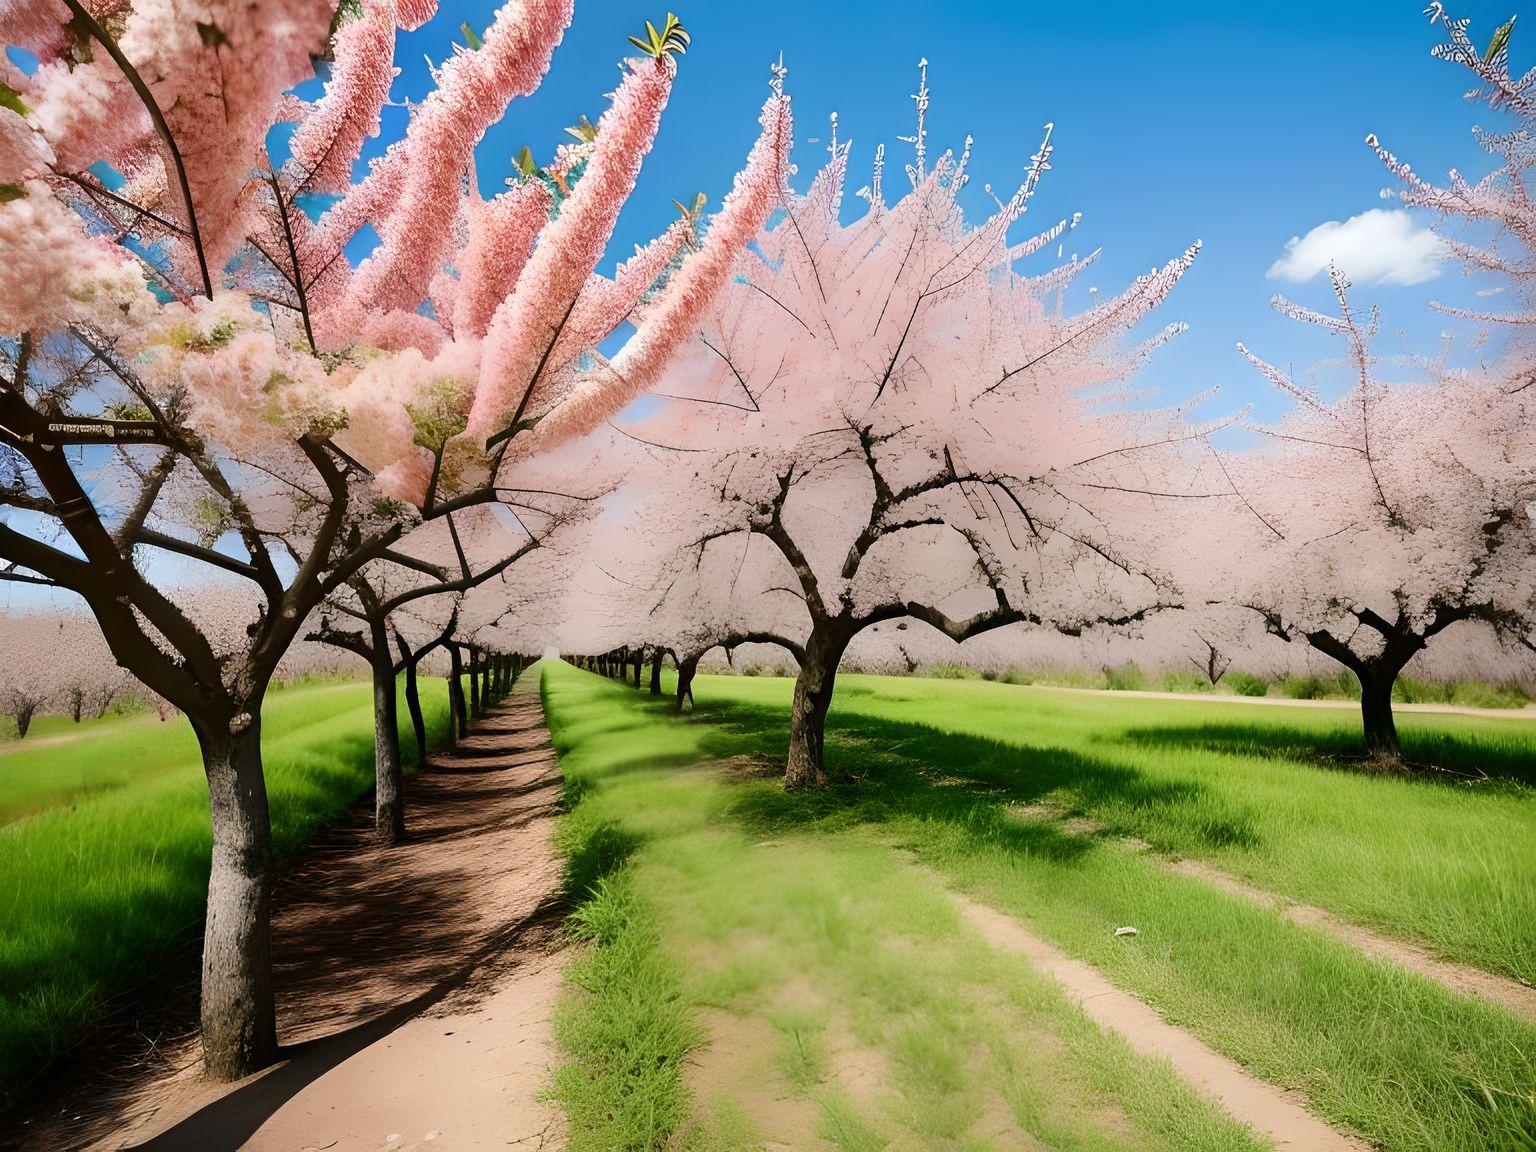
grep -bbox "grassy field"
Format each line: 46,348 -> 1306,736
915,662 -> 1534,710
541,662 -> 1536,1152
0,677 -> 450,1110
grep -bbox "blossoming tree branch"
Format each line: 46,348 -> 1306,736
0,0 -> 785,1080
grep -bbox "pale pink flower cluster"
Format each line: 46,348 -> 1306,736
319,0 -> 574,327
0,106 -> 51,185
527,90 -> 794,450
1204,273 -> 1536,653
0,180 -> 154,332
333,338 -> 481,496
556,216 -> 691,359
288,0 -> 400,194
119,0 -> 332,267
601,84 -> 1202,652
448,181 -> 553,339
467,55 -> 676,440
0,0 -> 70,58
2,0 -> 802,528
27,59 -> 152,172
135,293 -> 340,449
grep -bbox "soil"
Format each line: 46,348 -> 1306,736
944,888 -> 1371,1152
1163,856 -> 1536,1026
4,688 -> 568,1152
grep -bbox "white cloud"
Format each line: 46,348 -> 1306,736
1267,208 -> 1445,287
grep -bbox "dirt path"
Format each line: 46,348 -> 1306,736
13,685 -> 568,1152
1163,856 -> 1536,1026
947,890 -> 1370,1152
1029,683 -> 1536,719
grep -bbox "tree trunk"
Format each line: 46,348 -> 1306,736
371,643 -> 405,844
1359,663 -> 1401,761
674,653 -> 700,713
650,647 -> 664,695
785,623 -> 852,790
448,645 -> 467,744
469,648 -> 483,719
197,717 -> 278,1080
632,651 -> 642,688
403,658 -> 427,768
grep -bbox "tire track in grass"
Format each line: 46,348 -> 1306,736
1159,856 -> 1536,1027
1008,802 -> 1536,1026
945,887 -> 1371,1152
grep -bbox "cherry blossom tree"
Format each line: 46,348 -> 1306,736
1368,5 -> 1536,394
623,67 -> 1207,787
1217,268 -> 1536,758
307,498 -> 580,840
0,0 -> 787,1078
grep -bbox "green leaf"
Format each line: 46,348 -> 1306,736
459,20 -> 484,50
1485,17 -> 1516,63
0,80 -> 30,118
629,13 -> 690,59
0,184 -> 26,204
515,146 -> 537,176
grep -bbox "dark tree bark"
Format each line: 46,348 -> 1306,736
674,652 -> 700,713
369,621 -> 405,844
396,635 -> 428,769
7,694 -> 42,738
196,717 -> 277,1080
632,650 -> 643,688
650,647 -> 665,695
785,622 -> 854,790
1286,614 -> 1443,764
448,644 -> 468,743
1359,662 -> 1400,760
469,648 -> 483,719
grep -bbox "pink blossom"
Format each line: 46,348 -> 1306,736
467,55 -> 676,440
321,0 -> 574,328
26,59 -> 153,171
288,0 -> 398,195
528,90 -> 793,449
451,180 -> 552,339
0,181 -> 152,332
0,108 -> 51,185
0,0 -> 70,59
112,0 -> 334,269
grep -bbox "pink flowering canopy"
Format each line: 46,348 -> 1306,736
613,64 -> 1210,651
1201,268 -> 1536,663
0,0 -> 790,516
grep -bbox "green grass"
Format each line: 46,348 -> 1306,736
0,677 -> 450,1110
544,663 -> 1536,1152
906,662 -> 1534,707
543,665 -> 1276,1152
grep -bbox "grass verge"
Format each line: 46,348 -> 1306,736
0,677 -> 449,1110
540,663 -> 1275,1152
549,663 -> 1536,1152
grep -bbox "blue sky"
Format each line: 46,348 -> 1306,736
3,2 -> 1522,610
359,0 -> 1522,419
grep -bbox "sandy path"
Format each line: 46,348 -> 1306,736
11,685 -> 568,1152
1163,856 -> 1536,1026
1029,683 -> 1535,720
948,890 -> 1370,1152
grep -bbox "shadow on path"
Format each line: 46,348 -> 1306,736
8,690 -> 565,1152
